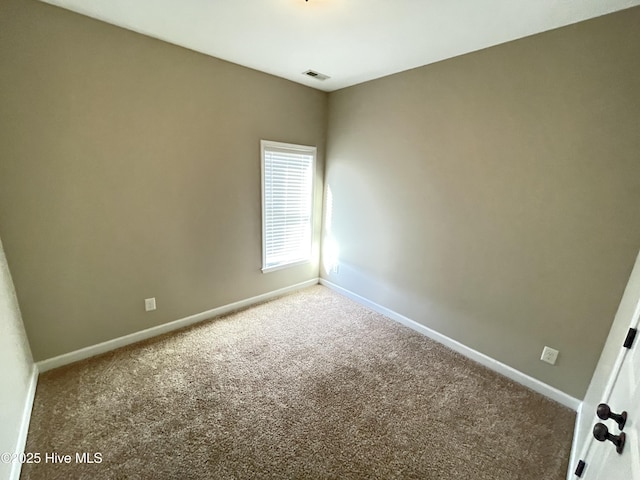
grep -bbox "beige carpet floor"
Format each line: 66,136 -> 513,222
21,285 -> 575,479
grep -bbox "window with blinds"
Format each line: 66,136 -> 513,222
261,140 -> 316,272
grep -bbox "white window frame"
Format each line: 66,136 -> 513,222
261,140 -> 316,273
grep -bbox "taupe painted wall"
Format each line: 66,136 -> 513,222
0,236 -> 34,480
323,8 -> 640,399
2,0 -> 639,401
0,0 -> 327,361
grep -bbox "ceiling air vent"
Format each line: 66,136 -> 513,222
303,70 -> 330,81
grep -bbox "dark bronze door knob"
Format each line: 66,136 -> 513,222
597,403 -> 627,430
593,422 -> 625,454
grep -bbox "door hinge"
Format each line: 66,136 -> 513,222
575,460 -> 586,477
623,328 -> 637,349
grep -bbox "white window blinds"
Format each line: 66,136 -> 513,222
261,140 -> 316,272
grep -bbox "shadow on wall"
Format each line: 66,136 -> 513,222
0,237 -> 35,480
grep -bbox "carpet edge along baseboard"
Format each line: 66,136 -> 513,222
319,279 -> 581,411
35,277 -> 580,411
35,279 -> 320,373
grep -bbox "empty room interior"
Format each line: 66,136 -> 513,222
1,0 -> 640,479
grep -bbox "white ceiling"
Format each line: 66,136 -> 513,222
40,0 -> 640,92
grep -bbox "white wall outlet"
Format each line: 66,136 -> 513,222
145,297 -> 156,312
331,263 -> 340,275
541,346 -> 559,365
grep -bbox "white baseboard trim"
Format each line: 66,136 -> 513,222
37,279 -> 319,372
320,279 -> 581,411
10,365 -> 38,480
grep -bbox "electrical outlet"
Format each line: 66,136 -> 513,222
540,346 -> 559,365
331,263 -> 340,275
145,297 -> 156,312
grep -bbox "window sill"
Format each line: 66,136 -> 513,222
262,259 -> 311,273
